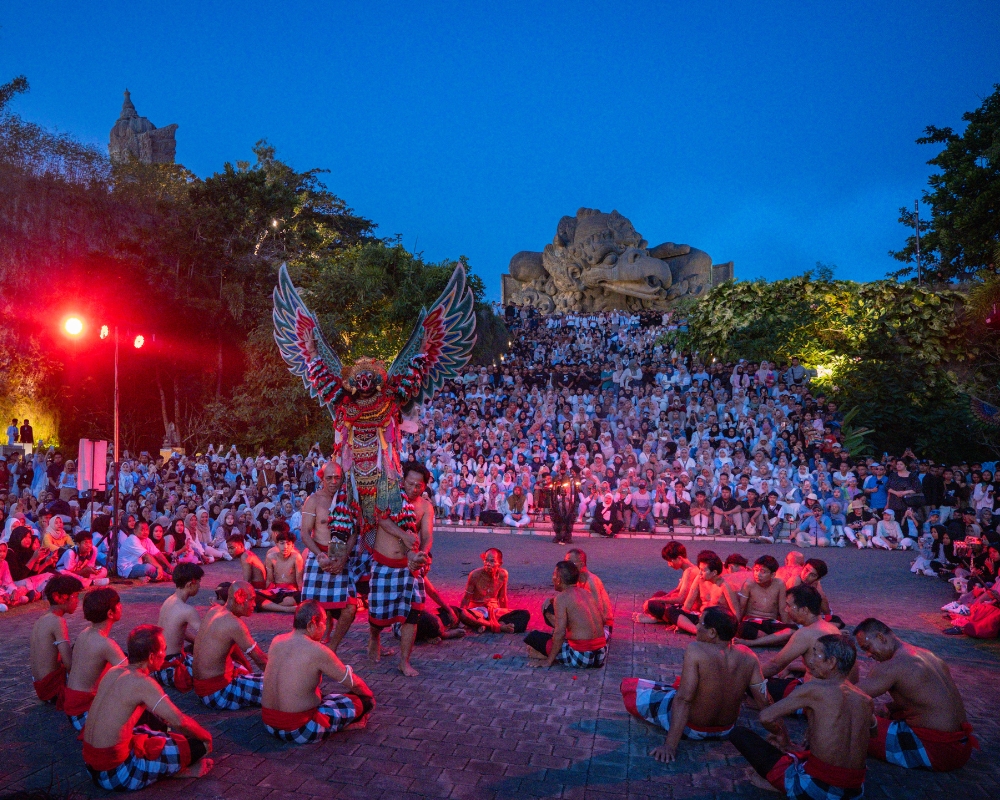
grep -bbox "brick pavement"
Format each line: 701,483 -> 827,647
1,532 -> 997,799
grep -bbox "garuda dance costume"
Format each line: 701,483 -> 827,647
273,262 -> 477,558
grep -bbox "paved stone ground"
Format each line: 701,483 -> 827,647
1,531 -> 998,799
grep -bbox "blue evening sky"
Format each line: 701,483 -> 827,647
4,2 -> 998,298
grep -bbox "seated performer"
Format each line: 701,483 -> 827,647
761,585 -> 842,702
663,551 -> 740,635
776,551 -> 806,586
65,587 -> 126,730
30,574 -> 83,708
367,463 -> 432,677
301,461 -> 359,649
191,580 -> 268,710
395,575 -> 466,643
227,534 -> 298,613
854,618 -> 977,771
567,548 -> 613,635
265,526 -> 304,594
525,561 -> 607,669
621,605 -> 770,762
787,558 -> 843,627
729,634 -> 872,799
82,625 -> 214,791
634,541 -> 699,624
153,563 -> 203,691
261,600 -> 375,743
459,548 -> 530,633
721,553 -> 751,591
735,555 -> 794,645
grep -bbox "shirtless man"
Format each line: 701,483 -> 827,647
524,561 -> 607,668
30,574 -> 83,707
82,625 -> 214,791
566,548 -> 613,635
65,587 -> 126,730
459,548 -> 530,633
735,555 -> 794,644
621,605 -> 771,762
228,534 -> 297,613
722,553 -> 751,592
367,462 -> 431,676
787,558 -> 843,626
261,601 -> 376,743
855,618 -> 976,771
776,551 -> 806,586
266,527 -> 304,591
635,541 -> 699,624
729,634 -> 872,799
191,580 -> 268,710
670,551 -> 740,635
762,585 -> 842,702
153,563 -> 203,692
301,461 -> 359,648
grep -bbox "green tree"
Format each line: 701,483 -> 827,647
891,84 -> 1000,281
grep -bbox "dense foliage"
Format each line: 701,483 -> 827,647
891,84 -> 1000,281
680,271 -> 994,461
0,76 -> 506,454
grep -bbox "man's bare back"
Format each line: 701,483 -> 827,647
555,585 -> 604,642
580,569 -> 613,628
158,595 -> 201,657
684,641 -> 763,730
67,625 -> 125,693
794,679 -> 873,769
192,606 -> 255,680
31,611 -> 72,681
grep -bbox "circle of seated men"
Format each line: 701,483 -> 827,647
27,463 -> 977,795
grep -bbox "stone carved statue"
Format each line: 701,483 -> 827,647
109,90 -> 178,165
503,208 -> 732,312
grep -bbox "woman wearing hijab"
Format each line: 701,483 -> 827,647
6,525 -> 56,594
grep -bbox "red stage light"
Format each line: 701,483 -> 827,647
64,317 -> 83,336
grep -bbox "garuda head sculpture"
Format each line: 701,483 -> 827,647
272,263 -> 477,536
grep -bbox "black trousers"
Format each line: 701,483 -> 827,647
729,726 -> 784,780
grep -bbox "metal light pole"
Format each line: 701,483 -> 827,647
110,326 -> 121,577
914,200 -> 923,286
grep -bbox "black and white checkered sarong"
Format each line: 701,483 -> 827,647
263,693 -> 372,744
367,557 -> 425,628
301,552 -> 356,609
198,669 -> 264,710
86,727 -> 192,791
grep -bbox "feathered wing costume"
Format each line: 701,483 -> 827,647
273,263 -> 477,545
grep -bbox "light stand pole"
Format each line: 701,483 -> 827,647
110,326 -> 120,577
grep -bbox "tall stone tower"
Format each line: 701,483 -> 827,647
108,90 -> 178,164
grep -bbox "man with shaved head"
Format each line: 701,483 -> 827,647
191,580 -> 268,710
300,460 -> 359,649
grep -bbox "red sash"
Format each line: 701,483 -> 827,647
33,664 -> 67,709
193,660 -> 234,698
262,706 -> 329,730
371,550 -> 409,569
164,654 -> 193,693
63,686 -> 97,716
83,730 -> 192,772
568,636 -> 607,652
767,751 -> 865,791
912,722 -> 978,771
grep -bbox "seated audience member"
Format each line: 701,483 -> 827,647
459,548 -> 530,633
82,625 -> 214,790
761,585 -> 842,702
500,486 -> 532,528
8,524 -> 58,595
0,539 -> 35,609
525,561 -> 607,668
689,490 -> 711,536
855,618 -> 977,771
261,601 -> 375,743
590,492 -> 624,538
57,531 -> 109,588
30,574 -> 83,707
41,516 -> 72,553
191,581 -> 268,710
845,496 -> 875,548
65,587 -> 126,730
227,535 -> 297,613
634,542 -> 699,624
728,634 -> 872,799
621,605 -> 770,762
735,555 -> 794,644
117,523 -> 171,582
153,563 -> 204,691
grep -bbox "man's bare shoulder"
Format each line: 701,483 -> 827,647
265,547 -> 280,561
34,613 -> 64,637
301,494 -> 319,512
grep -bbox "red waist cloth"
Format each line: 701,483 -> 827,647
83,730 -> 192,772
686,721 -> 736,734
63,686 -> 97,716
766,751 -> 865,791
193,661 -> 234,698
568,636 -> 607,652
916,722 -> 978,770
262,706 -> 327,730
250,579 -> 267,590
371,550 -> 409,569
33,664 -> 67,709
163,654 -> 193,693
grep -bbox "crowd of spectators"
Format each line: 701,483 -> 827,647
2,307 -> 1000,618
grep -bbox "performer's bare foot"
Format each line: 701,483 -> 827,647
344,716 -> 368,731
498,623 -> 516,633
633,612 -> 660,624
399,662 -> 419,677
441,629 -> 465,640
172,758 -> 214,779
746,770 -> 779,792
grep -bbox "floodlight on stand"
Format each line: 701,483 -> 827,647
133,335 -> 145,349
64,317 -> 83,336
